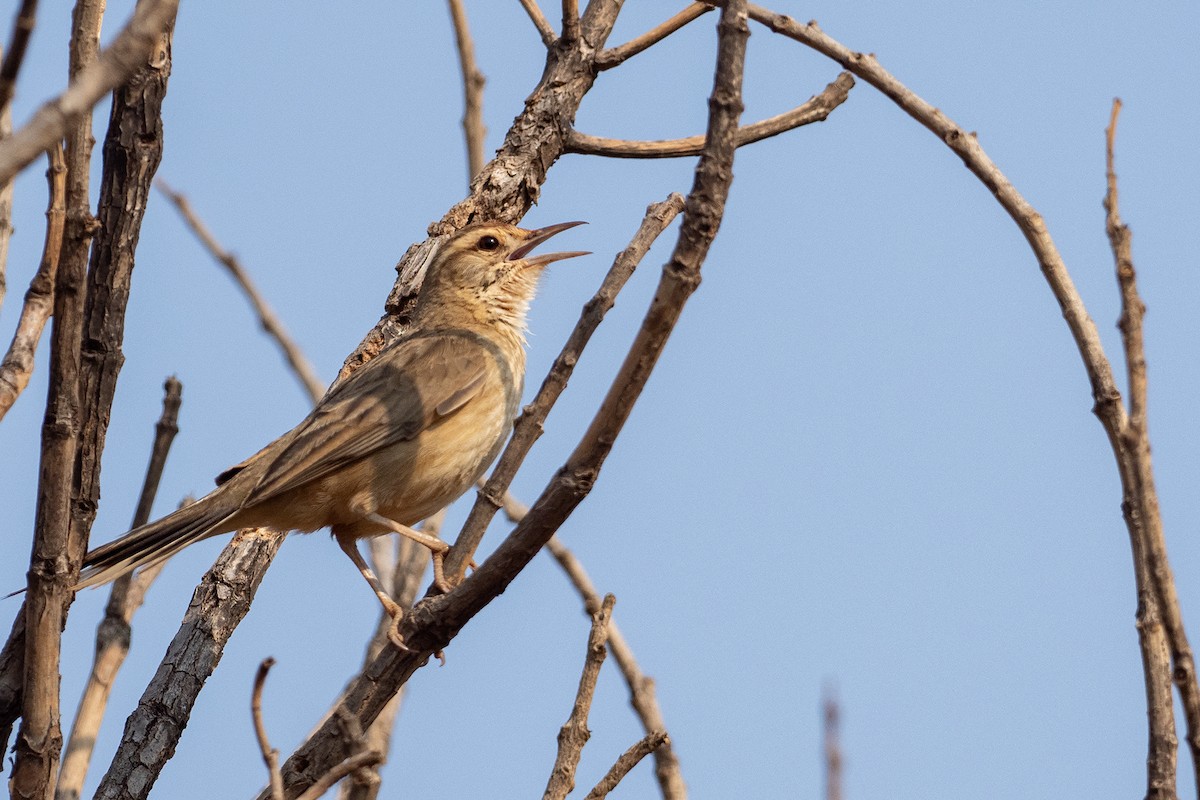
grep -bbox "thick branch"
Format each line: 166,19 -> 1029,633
566,71 -> 852,157
0,0 -> 179,185
0,145 -> 65,422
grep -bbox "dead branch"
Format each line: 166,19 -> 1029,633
0,0 -> 38,114
566,71 -> 852,158
561,0 -> 580,43
543,594 -> 615,800
10,1 -> 105,793
0,144 -> 65,422
823,688 -> 842,800
582,730 -> 669,800
92,527 -> 286,800
269,4 -> 747,794
156,180 -> 325,405
0,0 -> 178,185
1105,99 -> 1182,796
253,658 -> 284,800
56,377 -> 183,800
0,105 -> 12,314
295,751 -> 382,800
446,192 -> 685,581
517,0 -> 557,47
446,0 -> 487,181
596,3 -> 711,69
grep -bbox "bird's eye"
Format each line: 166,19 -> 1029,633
477,235 -> 501,251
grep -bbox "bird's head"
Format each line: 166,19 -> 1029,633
418,220 -> 588,334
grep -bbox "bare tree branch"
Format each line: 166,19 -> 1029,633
582,730 -> 669,800
517,0 -> 557,47
92,526 -> 286,800
823,688 -> 842,800
543,594 -> 615,800
0,0 -> 179,185
0,0 -> 38,114
446,192 -> 685,582
295,751 -> 382,800
10,1 -> 105,793
0,144 -> 65,422
734,4 -> 1200,792
446,0 -> 487,182
596,3 -> 711,70
155,180 -> 326,405
56,377 -> 183,800
566,71 -> 852,158
0,105 -> 12,313
269,5 -> 747,795
1105,99 -> 1182,797
561,0 -> 580,43
253,658 -> 284,800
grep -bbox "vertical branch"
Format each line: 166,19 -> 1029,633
543,594 -> 615,800
561,0 -> 580,43
11,2 -> 104,796
823,688 -> 842,800
446,0 -> 487,182
0,144 -> 66,422
0,0 -> 39,115
253,658 -> 284,800
56,377 -> 183,800
1105,99 -> 1183,799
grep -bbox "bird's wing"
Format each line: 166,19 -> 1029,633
245,332 -> 492,503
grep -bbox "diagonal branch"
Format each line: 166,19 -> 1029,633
583,730 -> 669,800
596,3 -> 711,70
270,4 -> 748,795
156,180 -> 326,405
0,0 -> 39,114
517,0 -> 557,47
566,71 -> 852,158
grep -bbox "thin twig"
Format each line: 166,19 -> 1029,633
506,489 -> 685,800
595,3 -> 711,69
445,192 -> 686,581
823,688 -> 842,800
1105,99 -> 1182,796
0,144 -> 65,422
447,0 -> 487,182
0,0 -> 178,185
517,0 -> 557,46
156,180 -> 325,405
270,4 -> 747,794
561,0 -> 580,42
583,730 -> 670,800
543,594 -> 615,800
0,0 -> 39,114
567,71 -> 852,158
295,751 -> 383,800
253,658 -> 284,800
56,378 -> 183,800
0,104 -> 12,314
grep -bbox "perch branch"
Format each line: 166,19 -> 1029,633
543,594 -> 615,800
56,377 -> 183,800
0,144 -> 65,422
566,71 -> 852,157
269,4 -> 747,794
583,730 -> 670,800
595,3 -> 711,69
0,0 -> 178,185
157,180 -> 325,405
445,192 -> 686,582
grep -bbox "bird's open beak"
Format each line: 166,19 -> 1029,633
508,220 -> 589,267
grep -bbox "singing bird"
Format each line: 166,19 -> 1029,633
77,220 -> 587,641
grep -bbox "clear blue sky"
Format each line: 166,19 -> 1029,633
2,2 -> 1199,798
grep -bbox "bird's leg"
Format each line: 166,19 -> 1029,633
362,513 -> 455,594
335,531 -> 408,650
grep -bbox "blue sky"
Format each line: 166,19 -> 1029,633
2,2 -> 1199,798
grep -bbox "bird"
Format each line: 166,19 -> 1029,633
76,220 -> 587,644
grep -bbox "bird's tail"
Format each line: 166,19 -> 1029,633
75,498 -> 239,590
